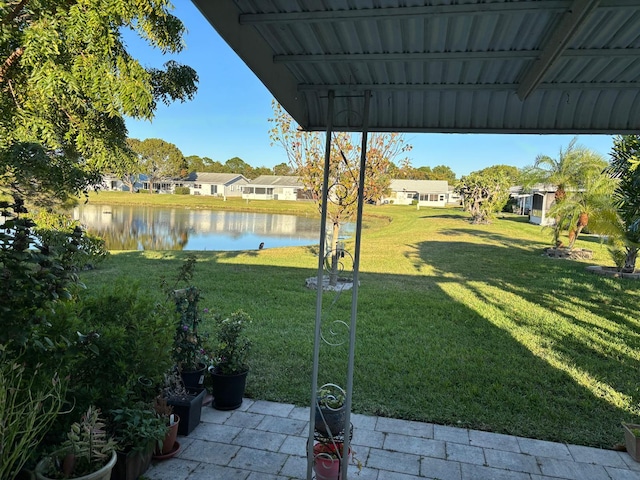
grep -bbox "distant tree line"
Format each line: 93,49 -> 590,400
122,137 -> 460,189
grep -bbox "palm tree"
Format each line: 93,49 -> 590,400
546,172 -> 616,249
532,137 -> 608,201
605,135 -> 640,273
527,137 -> 609,246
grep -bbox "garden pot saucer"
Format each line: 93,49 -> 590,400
152,441 -> 180,460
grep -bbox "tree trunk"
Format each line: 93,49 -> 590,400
329,222 -> 341,287
567,212 -> 589,249
622,246 -> 638,273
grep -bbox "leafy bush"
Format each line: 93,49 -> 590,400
109,405 -> 168,455
0,199 -> 84,348
173,186 -> 190,195
68,279 -> 175,414
211,310 -> 252,375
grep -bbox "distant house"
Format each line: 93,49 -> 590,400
101,174 -> 145,192
511,184 -> 557,226
384,180 -> 449,207
183,172 -> 249,197
243,175 -> 304,200
447,185 -> 461,205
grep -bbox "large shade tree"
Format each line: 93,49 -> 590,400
0,1 -> 197,354
455,165 -> 516,224
0,0 -> 198,203
269,101 -> 411,286
128,138 -> 186,193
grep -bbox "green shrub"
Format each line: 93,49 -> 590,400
109,405 -> 168,455
173,186 -> 190,195
68,280 -> 175,414
0,200 -> 83,348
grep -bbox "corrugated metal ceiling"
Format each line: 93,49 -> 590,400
192,0 -> 640,134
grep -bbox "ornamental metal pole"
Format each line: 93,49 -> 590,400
307,90 -> 335,479
340,89 -> 371,479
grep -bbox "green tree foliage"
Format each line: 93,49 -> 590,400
430,165 -> 457,183
224,157 -> 252,177
546,172 -> 616,249
524,137 -> 605,202
0,0 -> 198,202
524,138 -> 609,246
185,155 -> 225,173
389,161 -> 457,182
606,135 -> 640,272
273,162 -> 294,176
455,166 -> 513,224
128,138 -> 186,193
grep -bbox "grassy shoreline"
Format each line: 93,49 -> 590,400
79,192 -> 640,448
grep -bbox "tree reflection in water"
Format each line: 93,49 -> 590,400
72,204 -> 331,251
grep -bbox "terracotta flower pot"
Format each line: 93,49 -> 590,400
157,414 -> 180,456
313,442 -> 349,480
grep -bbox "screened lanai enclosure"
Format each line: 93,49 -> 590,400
191,1 -> 640,478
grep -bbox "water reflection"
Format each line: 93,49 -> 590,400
72,204 -> 329,251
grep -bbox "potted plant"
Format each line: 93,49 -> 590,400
623,423 -> 640,461
35,406 -> 118,480
0,348 -> 66,480
315,384 -> 346,437
162,368 -> 207,436
163,255 -> 211,389
172,286 -> 211,389
209,310 -> 252,410
108,405 -> 168,480
152,396 -> 180,459
313,441 -> 359,480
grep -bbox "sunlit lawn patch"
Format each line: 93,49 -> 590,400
79,198 -> 640,448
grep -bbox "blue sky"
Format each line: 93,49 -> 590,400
124,2 -> 615,178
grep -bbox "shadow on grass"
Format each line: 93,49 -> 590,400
80,246 -> 640,448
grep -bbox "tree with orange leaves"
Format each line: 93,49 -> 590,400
269,101 -> 411,286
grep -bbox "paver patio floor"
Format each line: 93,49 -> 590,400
145,398 -> 640,480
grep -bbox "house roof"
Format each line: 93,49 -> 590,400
193,1 -> 640,134
249,175 -> 304,187
184,172 -> 248,184
390,179 -> 449,193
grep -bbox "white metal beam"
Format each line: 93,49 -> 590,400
517,0 -> 600,100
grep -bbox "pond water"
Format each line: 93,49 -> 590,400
72,204 -> 335,251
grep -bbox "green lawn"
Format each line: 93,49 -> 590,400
80,193 -> 640,448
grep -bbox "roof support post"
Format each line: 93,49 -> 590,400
340,89 -> 371,478
307,90 -> 335,479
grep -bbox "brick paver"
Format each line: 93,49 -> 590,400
144,398 -> 640,480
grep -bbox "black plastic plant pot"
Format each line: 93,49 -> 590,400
210,370 -> 248,411
166,388 -> 206,436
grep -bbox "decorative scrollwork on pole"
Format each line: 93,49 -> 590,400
323,244 -> 354,282
320,319 -> 349,347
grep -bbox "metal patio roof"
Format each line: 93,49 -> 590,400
192,0 -> 640,134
